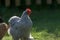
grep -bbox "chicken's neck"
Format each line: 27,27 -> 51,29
21,11 -> 31,21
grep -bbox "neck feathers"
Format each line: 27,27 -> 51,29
21,11 -> 30,20
21,11 -> 28,18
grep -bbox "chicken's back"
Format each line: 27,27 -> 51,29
8,16 -> 21,27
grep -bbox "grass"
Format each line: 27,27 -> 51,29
2,36 -> 12,40
2,30 -> 60,40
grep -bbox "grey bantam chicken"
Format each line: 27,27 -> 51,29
8,8 -> 34,40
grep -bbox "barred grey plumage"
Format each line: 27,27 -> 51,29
8,8 -> 34,40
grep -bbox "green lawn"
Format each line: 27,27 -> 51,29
2,31 -> 60,40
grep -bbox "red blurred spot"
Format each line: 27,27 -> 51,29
26,8 -> 31,15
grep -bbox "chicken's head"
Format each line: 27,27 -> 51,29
26,8 -> 32,15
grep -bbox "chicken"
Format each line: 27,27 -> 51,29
0,17 -> 8,40
8,8 -> 34,40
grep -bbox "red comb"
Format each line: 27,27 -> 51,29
26,8 -> 31,13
